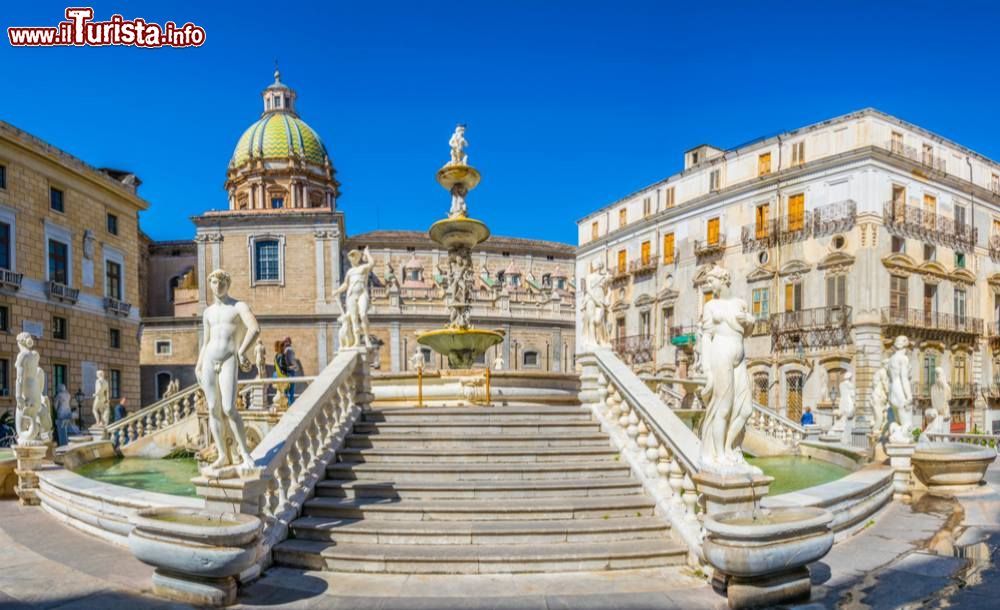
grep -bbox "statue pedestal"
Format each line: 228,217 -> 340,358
193,475 -> 270,516
693,471 -> 773,516
13,444 -> 49,506
89,425 -> 108,441
803,424 -> 823,442
886,443 -> 916,502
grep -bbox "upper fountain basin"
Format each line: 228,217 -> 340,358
429,217 -> 491,250
436,164 -> 481,192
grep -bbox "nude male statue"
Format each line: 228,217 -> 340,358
92,370 -> 111,427
15,332 -> 52,444
196,269 -> 259,472
333,246 -> 375,349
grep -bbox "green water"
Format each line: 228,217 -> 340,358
748,455 -> 851,495
153,513 -> 240,527
74,457 -> 199,498
0,449 -> 12,461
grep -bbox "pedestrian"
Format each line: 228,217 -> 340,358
113,397 -> 128,422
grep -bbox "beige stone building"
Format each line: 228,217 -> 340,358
140,72 -> 575,405
0,121 -> 148,418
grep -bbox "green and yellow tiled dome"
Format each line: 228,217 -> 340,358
230,113 -> 329,168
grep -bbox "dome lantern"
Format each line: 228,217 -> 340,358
262,65 -> 297,117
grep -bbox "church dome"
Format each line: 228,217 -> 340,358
230,114 -> 329,168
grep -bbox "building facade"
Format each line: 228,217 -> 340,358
140,73 -> 575,405
0,121 -> 148,416
576,108 -> 1000,434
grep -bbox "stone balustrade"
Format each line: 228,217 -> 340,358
748,402 -> 805,449
926,432 -> 1000,453
578,347 -> 703,560
108,385 -> 203,447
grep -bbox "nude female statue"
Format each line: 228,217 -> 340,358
886,335 -> 914,443
196,269 -> 259,473
15,332 -> 52,444
582,262 -> 611,347
333,246 -> 375,349
92,370 -> 111,427
696,266 -> 760,474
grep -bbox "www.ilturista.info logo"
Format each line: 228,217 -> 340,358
8,8 -> 206,48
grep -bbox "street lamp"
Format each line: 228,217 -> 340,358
73,388 -> 85,430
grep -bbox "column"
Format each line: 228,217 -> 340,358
853,323 -> 883,432
503,323 -> 512,368
552,328 -> 563,372
390,321 -> 401,372
195,235 -> 208,307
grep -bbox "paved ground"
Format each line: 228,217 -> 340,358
0,463 -> 998,609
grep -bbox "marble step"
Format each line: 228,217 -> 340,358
345,433 -> 611,450
336,446 -> 620,464
363,409 -> 591,425
352,421 -> 602,435
302,495 -> 657,522
273,538 -> 687,574
313,477 -> 644,500
324,462 -> 631,483
288,516 -> 671,545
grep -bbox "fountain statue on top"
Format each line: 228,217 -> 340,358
416,125 -> 504,368
695,265 -> 761,476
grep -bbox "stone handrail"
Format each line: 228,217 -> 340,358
578,348 -> 703,559
251,347 -> 371,564
108,385 -> 203,447
749,402 -> 805,449
926,432 -> 1000,453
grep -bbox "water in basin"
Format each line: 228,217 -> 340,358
0,449 -> 12,460
152,513 -> 240,527
74,457 -> 199,497
747,455 -> 850,495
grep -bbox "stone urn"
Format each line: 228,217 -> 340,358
702,506 -> 834,609
911,442 -> 996,494
128,507 -> 262,607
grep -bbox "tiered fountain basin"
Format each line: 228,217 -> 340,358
416,327 -> 504,369
75,457 -> 199,497
129,507 -> 261,607
703,507 -> 834,609
428,216 -> 490,250
372,369 -> 580,407
912,442 -> 996,494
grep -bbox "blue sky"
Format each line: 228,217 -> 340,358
2,1 -> 999,245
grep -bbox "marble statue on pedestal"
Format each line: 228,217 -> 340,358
253,339 -> 267,380
92,370 -> 111,427
925,367 -> 952,437
196,269 -> 259,476
695,266 -> 760,475
886,335 -> 915,444
493,354 -> 504,371
870,365 -> 890,438
14,332 -> 52,445
837,371 -> 856,445
448,124 -> 469,167
581,262 -> 611,348
54,384 -> 75,445
333,246 -> 374,349
446,249 -> 473,329
409,347 -> 425,373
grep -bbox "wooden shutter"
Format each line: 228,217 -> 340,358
707,218 -> 720,245
663,233 -> 674,264
788,194 -> 804,231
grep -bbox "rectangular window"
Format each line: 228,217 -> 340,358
994,219 -> 1000,237
109,328 -> 121,349
924,283 -> 937,315
891,236 -> 906,254
617,249 -> 626,273
923,194 -> 937,222
110,370 -> 121,399
0,359 -> 8,397
709,169 -> 721,191
155,340 -> 172,355
591,221 -> 599,241
50,187 -> 64,212
270,197 -> 284,209
956,252 -> 966,268
0,221 -> 9,270
53,363 -> 67,394
788,193 -> 805,232
955,289 -> 967,322
0,305 -> 7,331
784,283 -> 802,312
891,185 -> 906,214
826,275 -> 846,307
707,217 -> 720,245
643,197 -> 652,217
758,152 -> 772,176
891,131 -> 904,154
53,316 -> 67,340
254,240 -> 280,282
752,288 -> 770,320
923,244 -> 936,262
48,239 -> 68,284
755,204 -> 770,238
106,213 -> 118,235
665,187 -> 675,208
922,144 -> 934,166
640,240 -> 651,265
662,306 -> 673,342
992,173 -> 1000,193
662,233 -> 675,264
618,208 -> 627,228
522,352 -> 538,367
639,311 -> 651,337
791,141 -> 805,166
955,205 -> 967,231
106,260 -> 122,300
0,164 -> 5,189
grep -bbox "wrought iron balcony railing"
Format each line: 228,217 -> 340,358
881,307 -> 983,341
693,236 -> 726,259
985,383 -> 1000,400
611,334 -> 654,366
741,200 -> 857,253
46,281 -> 79,304
104,296 -> 133,317
0,268 -> 23,290
915,382 -> 977,400
881,140 -> 949,173
883,201 -> 978,252
770,305 -> 852,351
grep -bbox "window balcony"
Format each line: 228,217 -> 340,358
989,322 -> 1000,350
693,236 -> 726,260
990,235 -> 1000,263
740,200 -> 857,253
611,334 -> 654,366
628,258 -> 658,276
770,305 -> 852,351
985,383 -> 1000,400
104,296 -> 133,317
883,201 -> 977,252
669,325 -> 698,347
46,281 -> 79,304
0,268 -> 23,290
750,317 -> 770,337
915,382 -> 976,401
880,307 -> 982,345
881,140 -> 948,174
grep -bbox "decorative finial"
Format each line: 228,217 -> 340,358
273,60 -> 281,83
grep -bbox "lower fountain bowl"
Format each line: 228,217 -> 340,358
429,217 -> 490,250
912,442 -> 996,494
417,328 -> 504,369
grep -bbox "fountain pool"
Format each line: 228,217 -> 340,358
748,455 -> 851,495
74,457 -> 198,497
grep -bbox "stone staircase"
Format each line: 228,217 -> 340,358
272,403 -> 687,574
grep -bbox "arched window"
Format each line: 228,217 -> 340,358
420,348 -> 432,364
827,368 -> 845,403
786,372 -> 803,421
156,372 -> 172,400
753,372 -> 769,408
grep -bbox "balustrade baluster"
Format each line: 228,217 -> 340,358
682,473 -> 698,520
